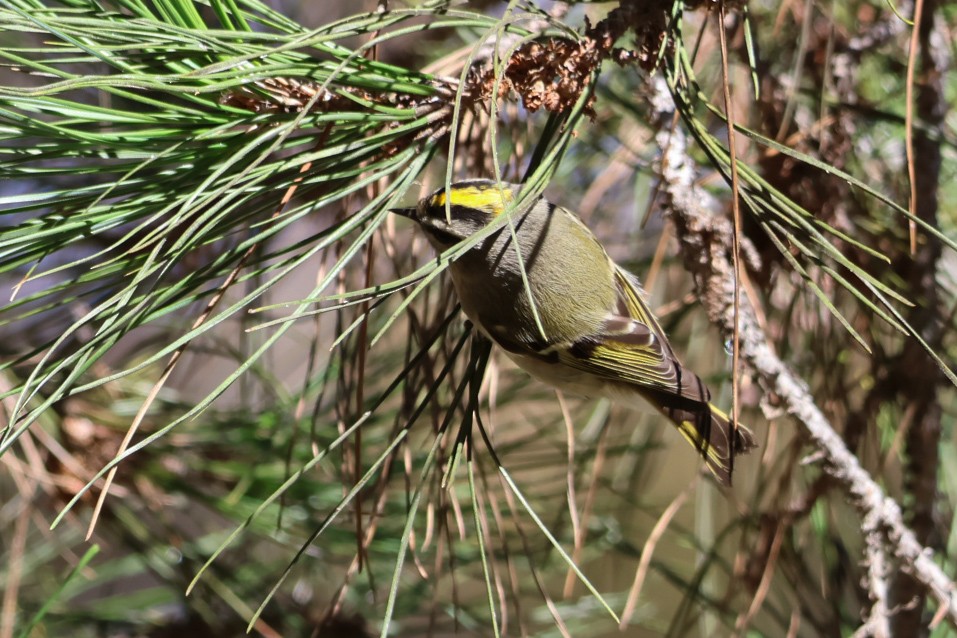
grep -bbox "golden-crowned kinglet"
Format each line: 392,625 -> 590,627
392,179 -> 757,485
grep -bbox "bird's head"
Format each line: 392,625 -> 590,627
391,179 -> 523,249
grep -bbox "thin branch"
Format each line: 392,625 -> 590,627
620,477 -> 695,628
717,3 -> 744,476
888,1 -> 949,632
904,0 -> 925,253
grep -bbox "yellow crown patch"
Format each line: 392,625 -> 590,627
429,184 -> 514,216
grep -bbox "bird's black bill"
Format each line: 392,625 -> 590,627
389,207 -> 417,220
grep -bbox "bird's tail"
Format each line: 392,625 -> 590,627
652,397 -> 758,486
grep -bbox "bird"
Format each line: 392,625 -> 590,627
391,178 -> 757,485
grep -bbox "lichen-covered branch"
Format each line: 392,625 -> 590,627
646,75 -> 957,629
853,508 -> 892,638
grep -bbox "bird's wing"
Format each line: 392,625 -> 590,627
554,267 -> 711,403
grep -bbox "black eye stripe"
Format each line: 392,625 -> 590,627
452,205 -> 488,224
425,226 -> 461,245
425,204 -> 488,225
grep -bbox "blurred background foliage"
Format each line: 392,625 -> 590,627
0,0 -> 955,636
